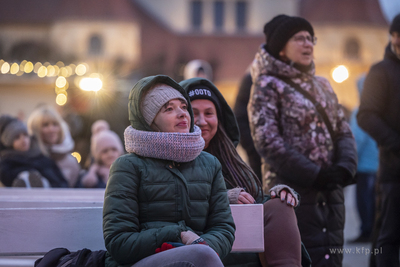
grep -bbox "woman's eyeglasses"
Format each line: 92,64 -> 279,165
291,35 -> 317,46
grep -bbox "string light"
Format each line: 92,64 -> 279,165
1,62 -> 10,74
24,62 -> 34,73
10,63 -> 19,74
332,65 -> 349,83
0,59 -> 102,105
55,93 -> 67,106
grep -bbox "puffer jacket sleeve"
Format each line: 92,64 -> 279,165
248,78 -> 320,187
317,77 -> 357,178
103,156 -> 186,265
200,156 -> 235,259
331,100 -> 357,178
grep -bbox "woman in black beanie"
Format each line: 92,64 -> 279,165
248,14 -> 357,267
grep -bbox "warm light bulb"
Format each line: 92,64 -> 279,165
1,62 -> 10,74
71,152 -> 82,163
56,76 -> 67,88
79,77 -> 103,91
75,64 -> 87,76
56,93 -> 67,106
332,65 -> 349,83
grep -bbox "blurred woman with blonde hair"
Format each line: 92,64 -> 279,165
28,105 -> 81,187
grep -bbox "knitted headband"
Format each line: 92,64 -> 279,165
141,84 -> 188,126
264,14 -> 314,59
0,119 -> 28,148
187,84 -> 223,120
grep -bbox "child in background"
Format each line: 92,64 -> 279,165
0,115 -> 67,188
83,119 -> 111,168
80,130 -> 123,188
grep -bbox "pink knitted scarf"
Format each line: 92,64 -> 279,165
124,125 -> 205,162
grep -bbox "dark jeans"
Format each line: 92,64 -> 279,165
355,172 -> 376,237
375,183 -> 400,267
131,245 -> 224,267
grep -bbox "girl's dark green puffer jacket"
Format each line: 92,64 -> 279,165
102,75 -> 236,267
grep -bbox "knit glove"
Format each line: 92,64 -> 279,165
155,242 -> 185,253
181,231 -> 201,245
314,165 -> 350,190
269,184 -> 300,207
227,187 -> 245,204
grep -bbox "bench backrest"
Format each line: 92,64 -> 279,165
0,188 -> 264,255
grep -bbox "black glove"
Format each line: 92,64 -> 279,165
314,165 -> 351,190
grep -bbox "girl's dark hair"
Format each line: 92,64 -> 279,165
205,124 -> 263,199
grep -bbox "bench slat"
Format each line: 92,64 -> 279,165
0,188 -> 264,260
0,207 -> 105,255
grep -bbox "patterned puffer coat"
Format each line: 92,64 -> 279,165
248,45 -> 357,267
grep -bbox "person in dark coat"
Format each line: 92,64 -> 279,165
181,77 -> 312,267
102,75 -> 235,267
233,71 -> 263,182
0,115 -> 68,188
247,15 -> 357,266
357,13 -> 400,267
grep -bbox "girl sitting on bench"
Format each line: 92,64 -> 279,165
102,75 -> 235,267
181,78 -> 310,267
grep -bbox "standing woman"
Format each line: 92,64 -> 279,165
27,106 -> 81,188
247,15 -> 357,266
103,75 -> 235,267
180,77 -> 309,267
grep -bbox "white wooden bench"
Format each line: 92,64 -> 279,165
0,188 -> 264,267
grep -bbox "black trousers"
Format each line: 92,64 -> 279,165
375,183 -> 400,267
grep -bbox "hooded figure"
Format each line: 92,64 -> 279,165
102,75 -> 235,267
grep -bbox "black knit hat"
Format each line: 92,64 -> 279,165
187,84 -> 223,122
264,14 -> 314,59
390,13 -> 400,34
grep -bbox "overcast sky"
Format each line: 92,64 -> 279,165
379,0 -> 400,22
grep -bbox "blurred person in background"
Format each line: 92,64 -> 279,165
349,74 -> 378,244
79,129 -> 123,188
82,119 -> 111,168
248,15 -> 357,266
183,59 -> 213,81
233,70 -> 263,182
0,115 -> 67,188
28,105 -> 81,188
357,13 -> 400,267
